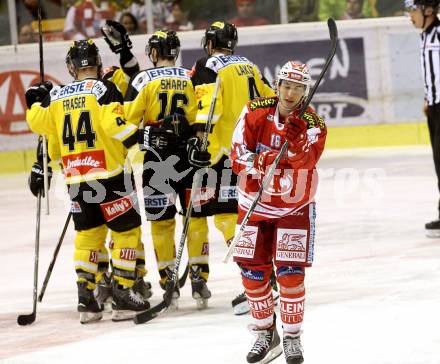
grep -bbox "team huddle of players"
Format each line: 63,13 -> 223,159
25,19 -> 326,364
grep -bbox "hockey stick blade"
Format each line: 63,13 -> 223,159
17,312 -> 36,326
17,193 -> 42,326
223,18 -> 338,263
134,264 -> 188,324
134,284 -> 174,324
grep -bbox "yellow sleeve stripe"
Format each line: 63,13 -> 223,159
113,123 -> 137,141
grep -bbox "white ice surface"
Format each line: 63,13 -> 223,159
1,145 -> 440,364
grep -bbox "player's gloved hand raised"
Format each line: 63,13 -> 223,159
28,161 -> 53,198
25,81 -> 53,109
101,20 -> 132,54
285,113 -> 309,156
187,137 -> 211,168
138,126 -> 180,151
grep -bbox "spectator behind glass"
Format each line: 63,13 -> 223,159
119,12 -> 139,35
287,0 -> 319,23
228,0 -> 270,27
165,1 -> 194,31
19,23 -> 37,44
339,0 -> 365,19
120,0 -> 170,33
63,0 -> 116,40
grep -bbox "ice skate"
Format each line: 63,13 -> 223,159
425,219 -> 440,238
190,266 -> 211,309
111,281 -> 150,321
77,281 -> 103,324
232,292 -> 249,315
133,277 -> 153,300
246,321 -> 282,363
283,333 -> 304,364
94,272 -> 112,312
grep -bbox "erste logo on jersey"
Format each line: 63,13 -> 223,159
62,150 -> 107,177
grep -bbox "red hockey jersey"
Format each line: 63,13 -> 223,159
231,97 -> 327,221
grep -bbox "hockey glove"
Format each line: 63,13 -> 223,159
162,114 -> 191,141
28,161 -> 53,198
101,20 -> 132,54
286,114 -> 309,156
187,137 -> 211,168
25,81 -> 53,109
139,126 -> 180,152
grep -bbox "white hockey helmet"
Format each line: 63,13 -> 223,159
276,61 -> 311,98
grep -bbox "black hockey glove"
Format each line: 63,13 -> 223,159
101,20 -> 132,54
187,137 -> 211,168
28,161 -> 53,198
25,81 -> 53,109
138,126 -> 180,152
162,114 -> 191,142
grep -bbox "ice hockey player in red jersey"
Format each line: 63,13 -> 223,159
230,61 -> 327,363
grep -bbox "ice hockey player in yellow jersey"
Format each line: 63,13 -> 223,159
25,39 -> 150,323
124,30 -> 212,309
189,21 -> 276,314
27,21 -> 153,311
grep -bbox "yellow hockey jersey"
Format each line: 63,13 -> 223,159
48,68 -> 135,163
191,54 -> 275,165
26,78 -> 138,184
124,66 -> 197,127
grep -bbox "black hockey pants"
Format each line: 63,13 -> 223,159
427,103 -> 440,217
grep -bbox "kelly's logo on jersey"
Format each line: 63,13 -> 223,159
100,194 -> 134,222
0,70 -> 61,135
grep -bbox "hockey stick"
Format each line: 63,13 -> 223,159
37,212 -> 72,302
35,0 -> 49,215
223,18 -> 338,263
17,192 -> 42,326
134,77 -> 221,324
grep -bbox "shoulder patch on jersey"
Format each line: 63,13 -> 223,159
303,110 -> 325,129
92,80 -> 108,100
132,71 -> 149,92
206,55 -> 253,74
49,85 -> 62,101
249,97 -> 277,111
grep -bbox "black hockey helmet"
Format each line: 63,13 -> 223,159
146,30 -> 180,64
66,39 -> 102,78
405,0 -> 440,9
202,21 -> 238,54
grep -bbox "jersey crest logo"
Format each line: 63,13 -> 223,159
249,97 -> 277,111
